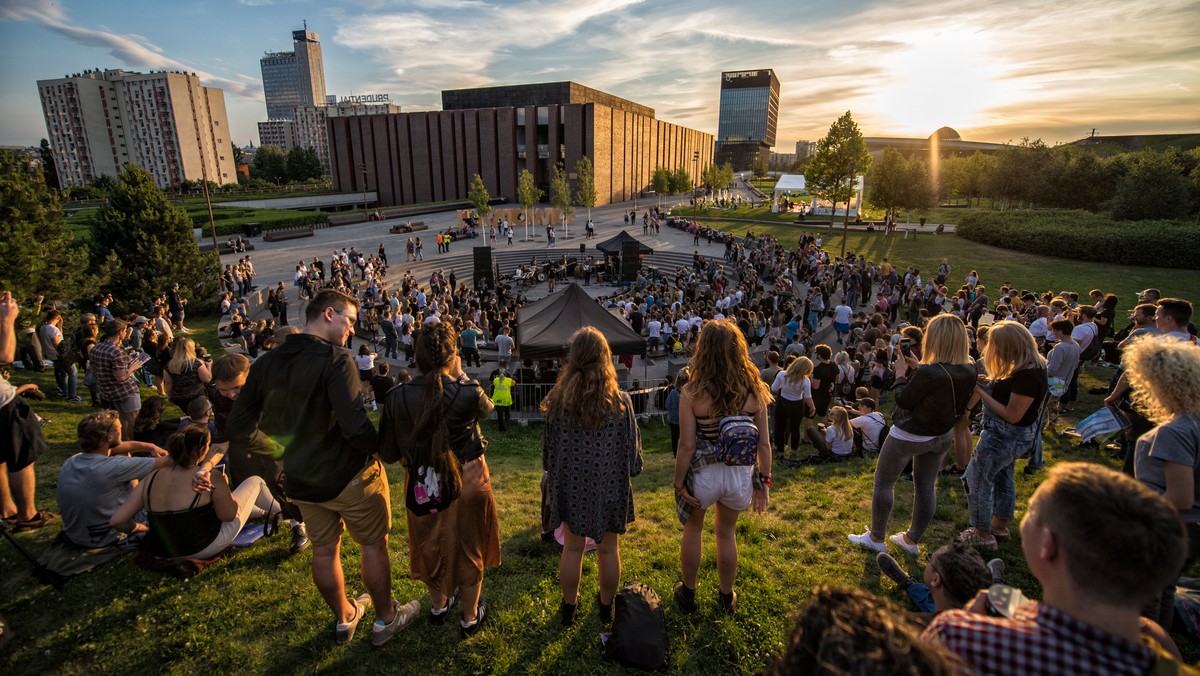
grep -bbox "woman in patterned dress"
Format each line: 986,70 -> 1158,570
541,327 -> 643,626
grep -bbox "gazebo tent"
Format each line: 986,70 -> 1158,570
515,283 -> 647,359
771,173 -> 808,213
595,230 -> 655,256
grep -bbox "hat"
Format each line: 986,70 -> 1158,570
856,398 -> 878,409
187,396 -> 212,420
133,316 -> 150,325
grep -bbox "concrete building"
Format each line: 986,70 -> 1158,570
715,69 -> 780,170
293,99 -> 400,173
260,26 -> 326,121
37,68 -> 235,187
864,127 -> 1008,159
795,140 -> 815,161
257,119 -> 295,152
329,82 -> 712,208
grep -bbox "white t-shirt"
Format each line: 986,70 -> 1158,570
1029,317 -> 1049,340
675,319 -> 690,336
771,372 -> 811,402
1072,322 -> 1098,352
833,305 -> 853,324
40,323 -> 62,360
495,334 -> 514,359
354,354 -> 376,371
647,320 -> 662,339
825,426 -> 853,456
850,412 -> 887,453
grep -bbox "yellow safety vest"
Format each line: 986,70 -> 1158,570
492,376 -> 514,406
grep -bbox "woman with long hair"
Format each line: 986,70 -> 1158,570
109,424 -> 278,560
673,320 -> 773,615
163,337 -> 211,413
771,356 -> 814,461
379,322 -> 499,637
849,314 -> 976,557
541,327 -> 643,625
959,321 -> 1047,548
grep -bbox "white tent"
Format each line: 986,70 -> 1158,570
771,174 -> 808,213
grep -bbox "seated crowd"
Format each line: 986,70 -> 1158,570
2,214 -> 1199,671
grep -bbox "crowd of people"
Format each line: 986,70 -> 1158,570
3,202 -> 1200,671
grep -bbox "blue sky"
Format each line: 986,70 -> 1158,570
2,0 -> 1197,149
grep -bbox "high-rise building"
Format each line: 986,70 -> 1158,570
260,26 -> 326,121
37,68 -> 235,187
715,69 -> 779,170
257,120 -> 295,152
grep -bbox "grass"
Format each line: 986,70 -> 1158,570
704,222 -> 1200,306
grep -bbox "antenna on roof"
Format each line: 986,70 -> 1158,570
303,18 -> 308,31
1090,128 -> 1096,138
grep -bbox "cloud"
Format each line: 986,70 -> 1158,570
6,0 -> 262,99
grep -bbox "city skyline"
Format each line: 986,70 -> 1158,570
2,0 -> 1197,152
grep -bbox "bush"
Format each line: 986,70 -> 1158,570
956,210 -> 1199,270
209,213 -> 328,237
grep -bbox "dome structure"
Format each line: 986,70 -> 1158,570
929,127 -> 962,141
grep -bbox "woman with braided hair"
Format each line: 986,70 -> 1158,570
379,321 -> 499,638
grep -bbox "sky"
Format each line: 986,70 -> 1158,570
1,0 -> 1197,150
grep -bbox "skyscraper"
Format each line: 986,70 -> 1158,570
37,69 -> 235,187
258,24 -> 326,143
715,69 -> 779,170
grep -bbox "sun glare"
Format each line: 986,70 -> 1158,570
872,28 -> 1016,135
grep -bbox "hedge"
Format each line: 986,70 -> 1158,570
955,210 -> 1199,270
205,213 -> 329,237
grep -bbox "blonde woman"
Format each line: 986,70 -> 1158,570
771,356 -> 814,459
959,321 -> 1047,548
849,314 -> 976,557
674,320 -> 773,615
163,337 -> 211,413
801,405 -> 855,464
541,327 -> 643,625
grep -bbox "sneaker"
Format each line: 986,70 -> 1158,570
889,532 -> 921,556
719,589 -> 738,615
460,596 -> 488,638
11,510 -> 58,532
289,523 -> 310,555
371,599 -> 419,647
958,527 -> 998,549
987,558 -> 1007,585
430,588 -> 461,625
848,530 -> 886,552
66,396 -> 83,403
673,582 -> 697,614
876,552 -> 913,588
335,594 -> 372,645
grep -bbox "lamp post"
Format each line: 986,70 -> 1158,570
692,150 -> 699,221
360,162 -> 369,219
841,159 -> 856,259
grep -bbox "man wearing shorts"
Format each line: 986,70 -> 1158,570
228,290 -> 418,646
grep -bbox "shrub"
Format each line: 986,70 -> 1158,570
956,210 -> 1198,270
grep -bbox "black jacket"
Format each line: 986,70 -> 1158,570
378,374 -> 494,466
891,362 -> 976,436
227,333 -> 377,502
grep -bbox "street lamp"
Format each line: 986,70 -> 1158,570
692,150 -> 699,221
841,159 -> 856,259
360,162 -> 369,219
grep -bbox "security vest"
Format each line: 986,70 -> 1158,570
492,376 -> 514,406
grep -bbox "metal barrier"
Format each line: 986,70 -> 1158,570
501,379 -> 672,424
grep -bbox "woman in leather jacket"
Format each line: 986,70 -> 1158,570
848,314 -> 976,558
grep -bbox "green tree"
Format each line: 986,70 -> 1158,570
90,174 -> 116,193
751,156 -> 769,180
805,111 -> 872,255
39,138 -> 60,190
0,150 -> 93,305
669,167 -> 692,196
467,173 -> 492,241
903,156 -> 936,213
720,162 -> 735,191
1107,150 -> 1193,221
651,166 -> 672,209
231,142 -> 243,167
866,148 -> 907,220
574,155 -> 596,221
549,162 -> 574,235
89,163 -> 219,310
251,145 -> 287,184
516,167 -> 543,241
702,163 -> 721,193
285,146 -> 323,182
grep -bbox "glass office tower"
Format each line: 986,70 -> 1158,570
715,69 -> 779,170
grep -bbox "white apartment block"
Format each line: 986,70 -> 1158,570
37,69 -> 236,188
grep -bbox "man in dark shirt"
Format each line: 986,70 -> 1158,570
228,290 -> 418,646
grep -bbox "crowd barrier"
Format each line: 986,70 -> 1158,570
503,378 -> 671,424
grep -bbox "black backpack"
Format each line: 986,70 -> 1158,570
603,582 -> 668,670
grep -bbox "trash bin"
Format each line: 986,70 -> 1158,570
243,222 -> 262,237
919,217 -> 927,227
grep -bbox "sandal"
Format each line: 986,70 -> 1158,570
12,510 -> 58,532
958,527 -> 997,549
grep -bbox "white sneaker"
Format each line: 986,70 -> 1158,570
848,530 -> 885,552
890,532 -> 921,556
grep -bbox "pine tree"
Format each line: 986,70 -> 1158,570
89,163 -> 219,310
39,139 -> 60,190
0,150 -> 92,305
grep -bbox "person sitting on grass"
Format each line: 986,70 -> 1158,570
177,396 -> 217,438
110,424 -> 280,562
56,410 -> 170,549
875,541 -> 992,619
800,405 -> 855,464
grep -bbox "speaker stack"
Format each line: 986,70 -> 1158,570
473,246 -> 494,288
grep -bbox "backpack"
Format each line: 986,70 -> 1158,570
837,366 -> 854,400
603,582 -> 669,671
58,332 -> 81,367
715,415 -> 760,466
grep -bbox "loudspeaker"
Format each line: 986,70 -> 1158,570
580,243 -> 586,255
621,241 -> 641,282
473,246 -> 493,288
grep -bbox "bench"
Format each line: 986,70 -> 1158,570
263,225 -> 316,242
327,212 -> 366,226
389,221 -> 428,234
199,242 -> 257,255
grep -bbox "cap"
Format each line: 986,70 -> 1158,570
133,316 -> 150,325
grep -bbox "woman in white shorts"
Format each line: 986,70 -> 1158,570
672,319 -> 772,615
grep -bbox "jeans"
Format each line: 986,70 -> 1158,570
1026,394 -> 1053,469
54,361 -> 78,399
964,410 -> 1037,530
385,336 -> 398,359
871,429 -> 953,542
907,582 -> 936,613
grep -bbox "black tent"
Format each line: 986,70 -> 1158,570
595,230 -> 654,256
515,283 -> 647,359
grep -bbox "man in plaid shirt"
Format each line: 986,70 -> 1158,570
90,320 -> 149,440
924,463 -> 1193,675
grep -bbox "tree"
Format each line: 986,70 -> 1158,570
866,148 -> 907,220
251,145 -> 287,184
89,163 -> 219,310
39,139 -> 60,190
806,111 -> 872,256
516,167 -> 543,241
574,155 -> 596,222
651,166 -> 672,209
285,146 -> 323,182
669,167 -> 692,197
719,162 -> 735,192
231,142 -> 243,167
467,173 -> 492,242
90,174 -> 116,193
549,162 -> 573,236
702,163 -> 721,193
903,156 -> 936,214
1107,150 -> 1193,221
751,156 -> 769,180
0,150 -> 93,305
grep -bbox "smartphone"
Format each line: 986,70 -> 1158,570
984,584 -> 1028,618
899,339 -> 912,357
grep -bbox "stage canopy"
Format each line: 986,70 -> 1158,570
595,230 -> 654,256
515,283 -> 647,359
